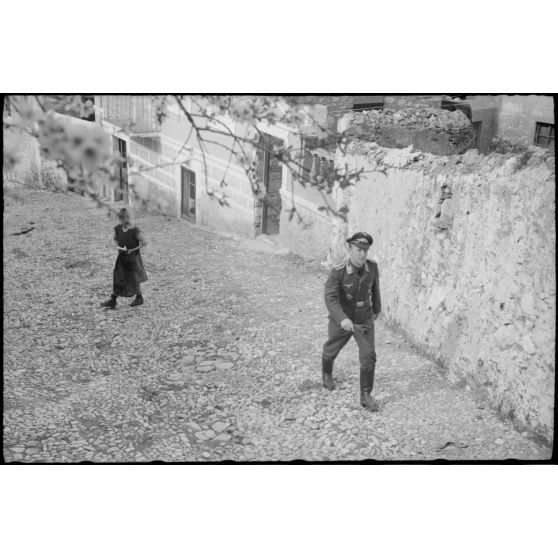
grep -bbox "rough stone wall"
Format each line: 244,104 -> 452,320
40,160 -> 69,192
289,95 -> 391,135
4,124 -> 70,195
340,105 -> 473,155
334,141 -> 555,444
3,129 -> 44,189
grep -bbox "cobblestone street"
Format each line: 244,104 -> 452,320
3,189 -> 551,462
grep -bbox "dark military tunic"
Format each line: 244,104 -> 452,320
322,259 -> 381,392
325,259 -> 381,325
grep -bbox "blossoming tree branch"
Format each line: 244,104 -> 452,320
3,95 -> 364,222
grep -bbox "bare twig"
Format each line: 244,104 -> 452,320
173,95 -> 211,196
10,226 -> 35,236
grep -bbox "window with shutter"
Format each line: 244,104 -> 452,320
534,122 -> 555,148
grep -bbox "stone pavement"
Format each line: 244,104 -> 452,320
3,189 -> 551,462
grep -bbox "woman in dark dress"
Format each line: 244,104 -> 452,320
101,208 -> 148,309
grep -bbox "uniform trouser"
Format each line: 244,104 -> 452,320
322,318 -> 377,393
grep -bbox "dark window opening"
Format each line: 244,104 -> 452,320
534,122 -> 554,148
81,95 -> 95,122
113,136 -> 128,202
352,95 -> 384,111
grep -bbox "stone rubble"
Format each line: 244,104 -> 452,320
341,106 -> 473,154
2,189 -> 551,462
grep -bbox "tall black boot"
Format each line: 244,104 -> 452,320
100,295 -> 117,309
360,366 -> 378,411
360,389 -> 378,411
322,357 -> 335,390
360,365 -> 376,394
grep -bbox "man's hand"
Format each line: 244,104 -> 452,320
373,312 -> 381,321
340,319 -> 355,332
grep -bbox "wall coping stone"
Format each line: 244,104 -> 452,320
343,140 -> 555,177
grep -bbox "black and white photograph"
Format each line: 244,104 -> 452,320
3,93 -> 555,463
1,4 -> 557,558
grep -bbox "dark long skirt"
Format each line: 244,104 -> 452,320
113,252 -> 148,297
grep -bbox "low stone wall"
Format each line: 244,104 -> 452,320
40,160 -> 69,192
4,129 -> 72,196
340,106 -> 473,155
334,141 -> 555,444
3,129 -> 43,188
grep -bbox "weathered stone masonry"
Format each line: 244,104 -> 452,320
333,110 -> 555,444
340,104 -> 474,155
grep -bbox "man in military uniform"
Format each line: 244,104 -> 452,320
322,232 -> 381,411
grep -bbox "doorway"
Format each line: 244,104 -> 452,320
181,167 -> 196,221
113,136 -> 128,202
256,134 -> 283,235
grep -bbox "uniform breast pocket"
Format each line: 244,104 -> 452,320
343,283 -> 355,300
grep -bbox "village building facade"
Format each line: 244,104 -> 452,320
89,95 -> 553,261
93,95 -> 341,260
5,94 -> 554,263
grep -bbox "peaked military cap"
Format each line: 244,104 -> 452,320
346,232 -> 373,248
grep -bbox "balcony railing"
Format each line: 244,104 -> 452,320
98,95 -> 161,134
300,147 -> 335,184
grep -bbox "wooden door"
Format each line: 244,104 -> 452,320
113,136 -> 128,202
256,134 -> 283,235
263,154 -> 282,235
